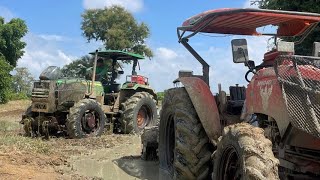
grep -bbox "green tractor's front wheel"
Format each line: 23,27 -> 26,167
120,92 -> 157,134
67,99 -> 106,138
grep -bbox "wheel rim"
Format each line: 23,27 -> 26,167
137,105 -> 152,129
81,110 -> 101,134
218,145 -> 241,180
166,115 -> 175,173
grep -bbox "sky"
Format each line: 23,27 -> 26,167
0,0 -> 269,92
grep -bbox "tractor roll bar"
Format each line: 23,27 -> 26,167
180,38 -> 210,86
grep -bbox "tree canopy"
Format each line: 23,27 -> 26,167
62,55 -> 93,78
81,5 -> 153,58
0,17 -> 27,103
254,0 -> 320,55
11,67 -> 34,94
0,17 -> 28,67
61,55 -> 120,79
0,55 -> 12,103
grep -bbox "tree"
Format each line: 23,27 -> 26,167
0,55 -> 12,103
11,67 -> 34,94
62,55 -> 93,78
0,17 -> 28,67
254,0 -> 320,55
0,17 -> 27,103
61,55 -> 119,78
81,5 -> 153,58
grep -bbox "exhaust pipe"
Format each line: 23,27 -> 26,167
86,49 -> 98,97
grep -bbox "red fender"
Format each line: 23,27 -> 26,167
179,77 -> 222,142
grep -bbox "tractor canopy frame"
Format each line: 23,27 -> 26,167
89,50 -> 146,88
177,8 -> 320,86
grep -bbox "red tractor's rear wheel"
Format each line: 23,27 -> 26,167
212,123 -> 279,180
159,87 -> 213,179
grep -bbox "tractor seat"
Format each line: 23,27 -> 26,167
227,85 -> 246,115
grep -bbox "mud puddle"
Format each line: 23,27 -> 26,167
67,135 -> 159,180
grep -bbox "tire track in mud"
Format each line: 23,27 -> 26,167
64,135 -> 160,180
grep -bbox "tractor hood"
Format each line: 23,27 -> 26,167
178,8 -> 320,38
89,50 -> 144,60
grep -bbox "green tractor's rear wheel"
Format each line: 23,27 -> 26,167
67,99 -> 106,138
159,88 -> 213,179
120,92 -> 157,134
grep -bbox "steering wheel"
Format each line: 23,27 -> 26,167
245,69 -> 254,83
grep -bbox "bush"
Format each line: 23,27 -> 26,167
0,56 -> 13,104
157,92 -> 164,101
7,91 -> 30,101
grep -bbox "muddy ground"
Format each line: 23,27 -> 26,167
0,100 -> 159,180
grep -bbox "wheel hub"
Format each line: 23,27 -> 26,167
137,108 -> 147,128
220,146 -> 241,180
86,113 -> 96,129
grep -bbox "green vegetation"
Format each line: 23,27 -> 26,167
81,5 -> 153,58
254,0 -> 320,55
11,67 -> 34,94
0,55 -> 13,103
64,5 -> 153,78
157,92 -> 165,101
0,134 -> 51,154
62,55 -> 93,78
0,17 -> 28,67
61,55 -> 117,78
7,91 -> 29,100
0,120 -> 19,132
0,17 -> 28,104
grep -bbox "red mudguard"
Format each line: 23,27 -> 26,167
179,77 -> 222,142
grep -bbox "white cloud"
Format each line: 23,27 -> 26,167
243,0 -> 259,8
38,34 -> 68,42
83,0 -> 144,13
17,33 -> 77,78
118,36 -> 268,92
117,47 -> 198,91
0,6 -> 15,21
156,47 -> 178,60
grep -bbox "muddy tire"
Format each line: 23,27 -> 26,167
67,99 -> 106,138
212,123 -> 279,180
120,92 -> 157,134
21,106 -> 34,137
159,88 -> 213,179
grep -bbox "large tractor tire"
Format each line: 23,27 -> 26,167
159,87 -> 213,179
67,99 -> 106,138
212,123 -> 279,180
120,92 -> 157,134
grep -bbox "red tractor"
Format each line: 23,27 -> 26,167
158,8 -> 320,179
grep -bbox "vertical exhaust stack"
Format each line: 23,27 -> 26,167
87,49 -> 98,97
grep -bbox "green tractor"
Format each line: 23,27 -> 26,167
21,50 -> 158,138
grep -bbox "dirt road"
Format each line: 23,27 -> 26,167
0,100 -> 159,180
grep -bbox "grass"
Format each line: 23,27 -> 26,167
0,120 -> 52,155
0,99 -> 31,113
0,134 -> 52,154
0,121 -> 20,132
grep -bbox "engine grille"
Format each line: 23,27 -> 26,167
32,81 -> 50,98
275,55 -> 320,138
